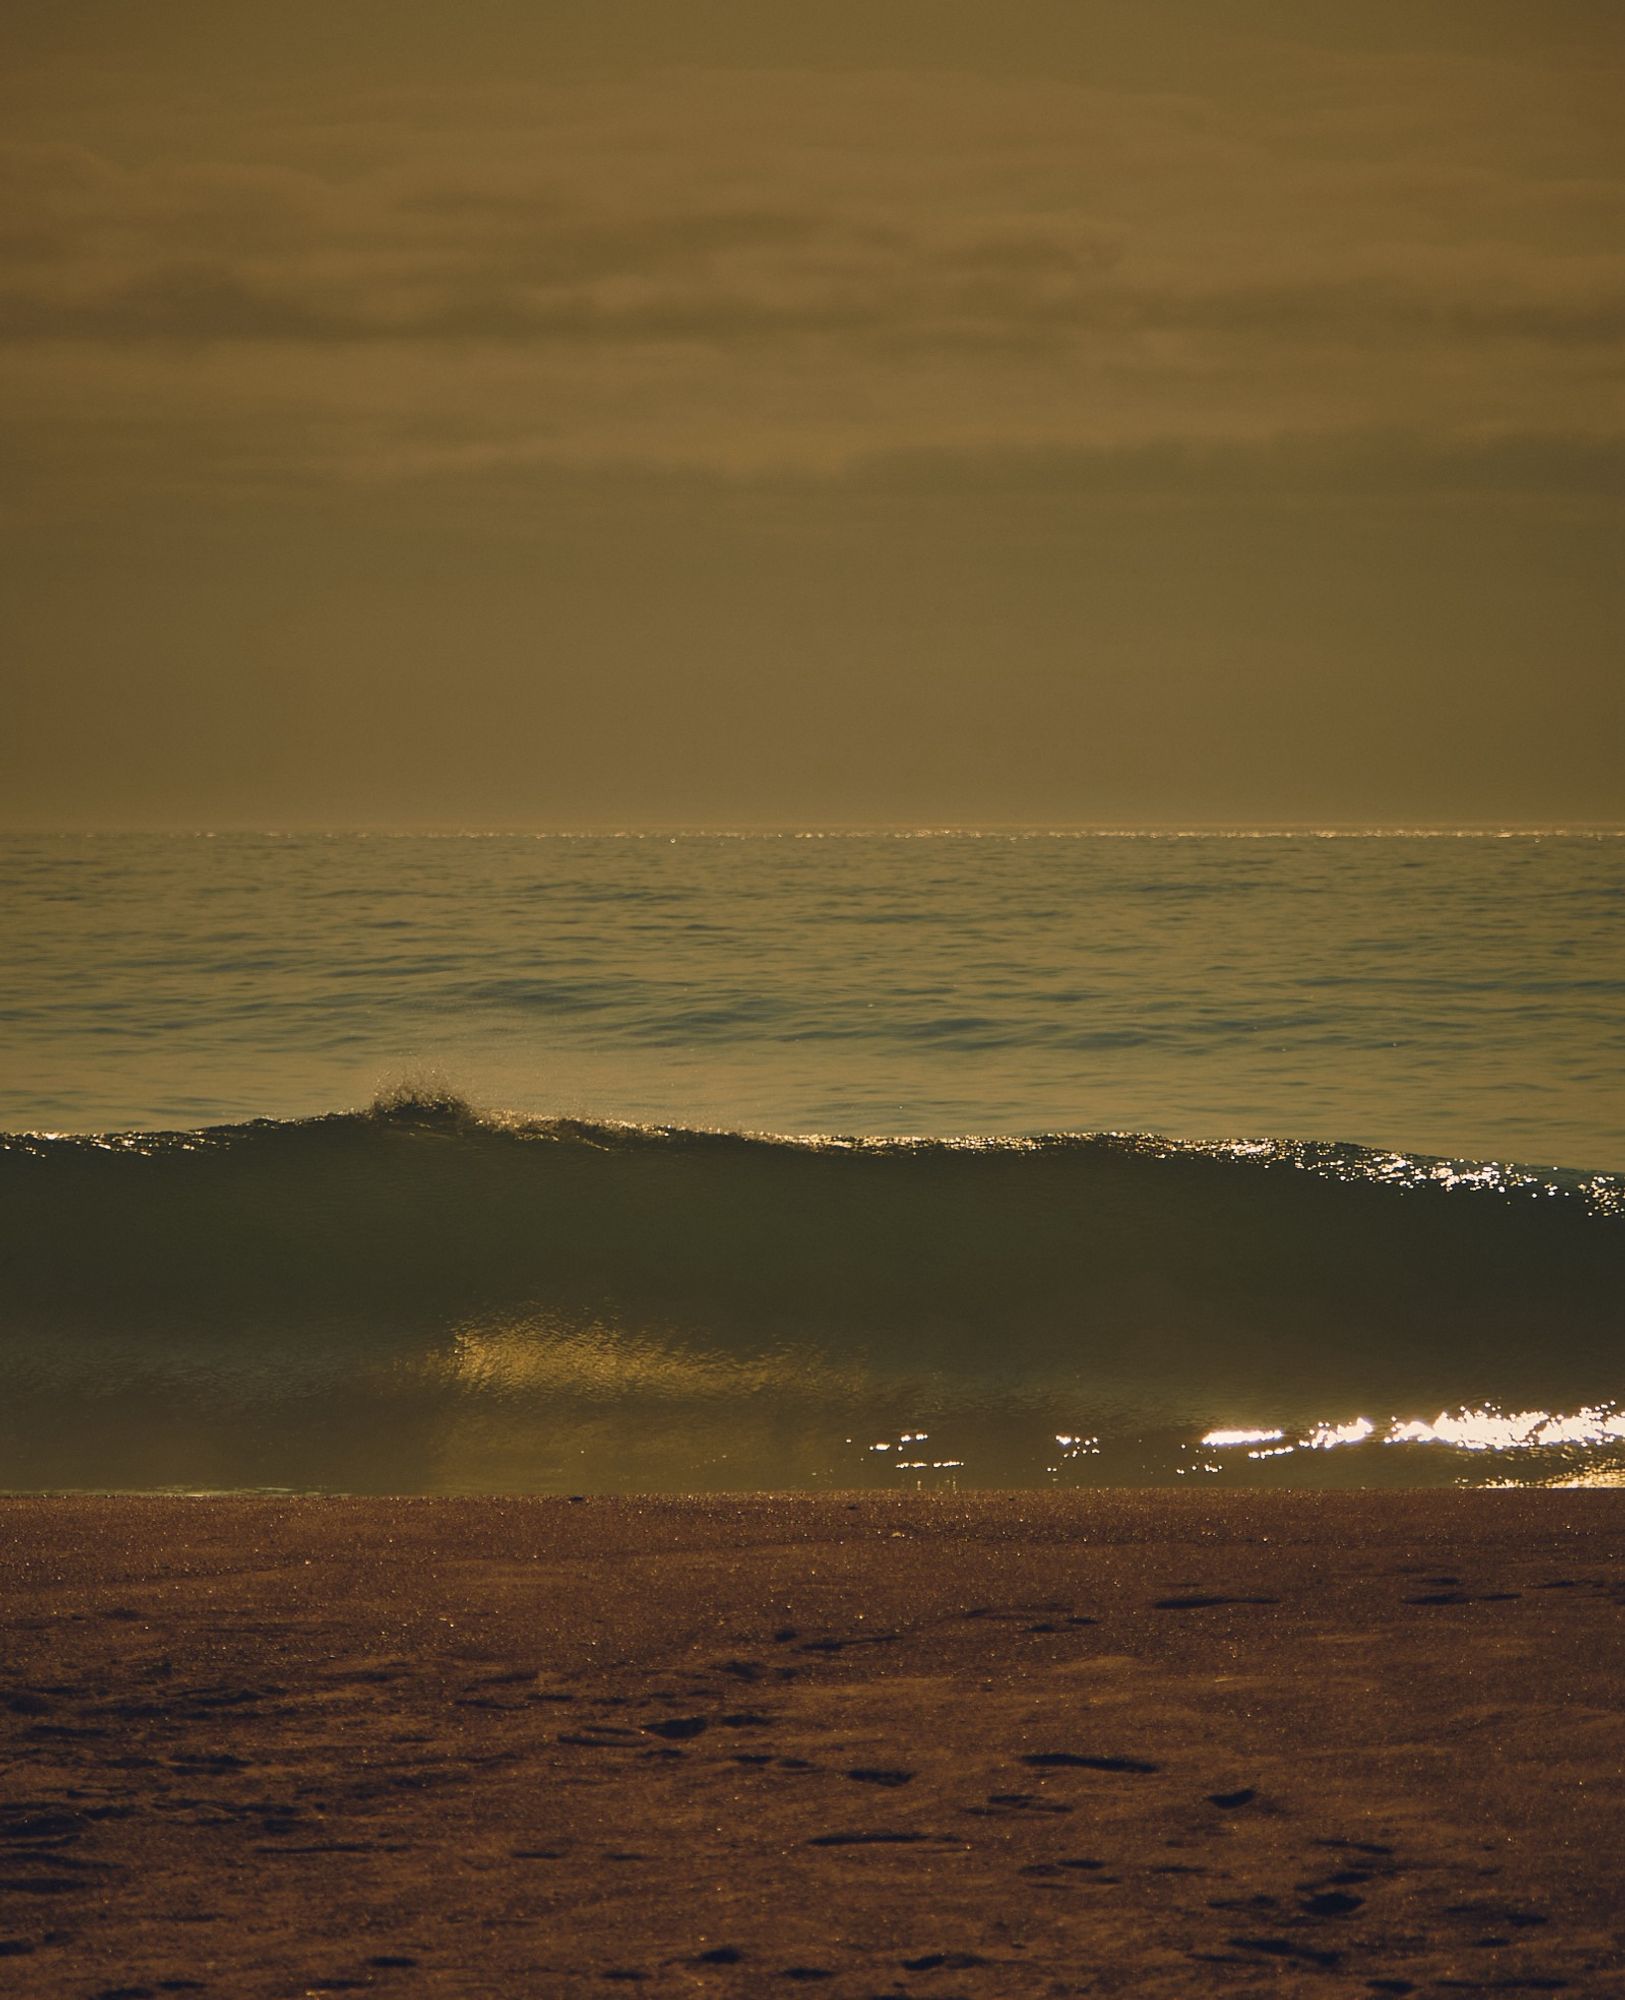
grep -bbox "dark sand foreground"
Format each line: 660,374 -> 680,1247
1,1493 -> 1621,1998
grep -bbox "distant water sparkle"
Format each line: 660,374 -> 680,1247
4,830 -> 1622,1167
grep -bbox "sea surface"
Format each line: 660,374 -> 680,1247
1,830 -> 1621,1493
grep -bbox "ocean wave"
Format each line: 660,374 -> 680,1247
2,1092 -> 1619,1492
3,1089 -> 1618,1353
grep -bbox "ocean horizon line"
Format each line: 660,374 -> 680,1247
6,821 -> 1624,841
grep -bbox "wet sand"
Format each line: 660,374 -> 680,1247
1,1491 -> 1621,1997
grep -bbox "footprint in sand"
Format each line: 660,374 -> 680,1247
1443,1901 -> 1548,1930
1021,1859 -> 1119,1882
1403,1589 -> 1522,1604
967,1793 -> 1073,1817
0,1808 -> 85,1844
1154,1594 -> 1278,1610
1023,1752 -> 1159,1774
1300,1890 -> 1364,1917
3,1692 -> 54,1716
1225,1935 -> 1342,1970
807,1830 -> 936,1847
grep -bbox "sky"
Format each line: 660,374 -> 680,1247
2,1 -> 1621,828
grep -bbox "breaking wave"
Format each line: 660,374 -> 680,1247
1,1094 -> 1620,1493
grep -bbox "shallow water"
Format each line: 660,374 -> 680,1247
1,832 -> 1620,1492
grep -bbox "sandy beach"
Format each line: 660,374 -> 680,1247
1,1492 -> 1620,1997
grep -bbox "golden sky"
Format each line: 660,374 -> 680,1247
3,1 -> 1621,826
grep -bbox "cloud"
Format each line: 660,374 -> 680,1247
1,49 -> 1621,501
852,430 -> 1625,504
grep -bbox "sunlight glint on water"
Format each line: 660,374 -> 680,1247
0,832 -> 1620,1492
